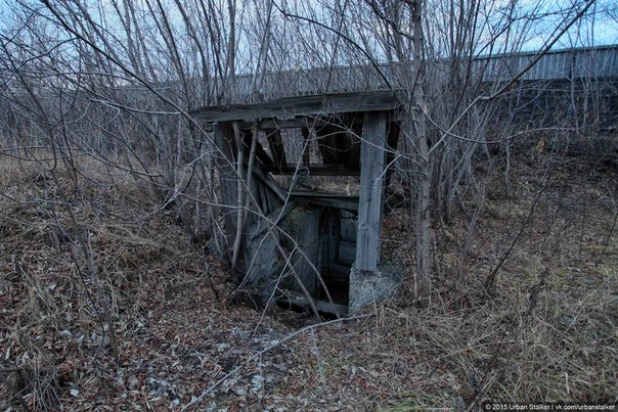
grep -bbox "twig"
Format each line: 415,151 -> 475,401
231,121 -> 246,270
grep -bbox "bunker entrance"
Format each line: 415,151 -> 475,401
193,91 -> 402,315
315,207 -> 357,306
275,205 -> 357,317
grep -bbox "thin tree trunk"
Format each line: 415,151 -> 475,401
412,0 -> 432,305
231,121 -> 245,270
415,97 -> 432,306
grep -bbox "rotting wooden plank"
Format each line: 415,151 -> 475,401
276,295 -> 349,317
263,182 -> 274,216
274,163 -> 361,176
294,196 -> 359,211
265,184 -> 280,215
256,178 -> 266,214
232,121 -> 256,271
356,111 -> 387,272
202,112 -> 405,131
264,128 -> 286,171
290,190 -> 360,210
214,122 -> 239,248
245,159 -> 286,202
192,90 -> 400,123
248,169 -> 273,215
290,190 -> 358,199
243,130 -> 276,171
289,207 -> 320,296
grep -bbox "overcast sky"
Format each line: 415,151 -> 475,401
0,0 -> 616,62
523,0 -> 618,50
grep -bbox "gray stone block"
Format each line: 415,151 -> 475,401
349,262 -> 403,312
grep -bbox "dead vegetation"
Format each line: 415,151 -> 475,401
1,149 -> 617,411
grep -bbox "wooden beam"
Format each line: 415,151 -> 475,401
274,163 -> 360,176
264,128 -> 286,172
192,90 -> 400,123
355,111 -> 387,272
214,122 -> 239,248
276,295 -> 348,317
290,189 -> 354,198
291,193 -> 358,211
201,112 -> 405,132
242,129 -> 276,171
248,159 -> 286,202
218,116 -> 325,131
293,196 -> 359,211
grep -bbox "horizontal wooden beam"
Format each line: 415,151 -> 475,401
290,190 -> 359,199
277,295 -> 348,317
192,90 -> 400,123
299,198 -> 359,210
273,163 -> 360,176
290,190 -> 359,210
201,112 -> 404,131
202,116 -> 323,131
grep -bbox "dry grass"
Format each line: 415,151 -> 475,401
1,150 -> 617,410
0,154 -> 217,409
273,155 -> 617,410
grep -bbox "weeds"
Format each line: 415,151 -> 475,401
1,152 -> 616,410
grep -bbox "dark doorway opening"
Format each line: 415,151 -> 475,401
315,207 -> 358,307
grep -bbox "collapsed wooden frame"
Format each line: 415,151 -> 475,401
192,90 -> 402,311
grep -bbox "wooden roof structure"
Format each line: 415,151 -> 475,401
192,90 -> 403,314
191,89 -> 401,127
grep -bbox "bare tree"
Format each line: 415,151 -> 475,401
0,0 -> 602,310
269,0 -> 597,304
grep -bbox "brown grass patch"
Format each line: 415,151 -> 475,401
1,151 -> 616,410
